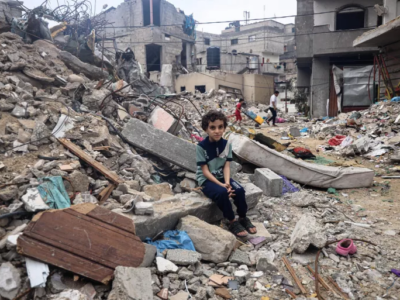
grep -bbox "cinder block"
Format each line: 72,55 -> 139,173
148,106 -> 182,135
254,168 -> 283,197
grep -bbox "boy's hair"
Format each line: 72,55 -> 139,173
201,110 -> 228,131
239,98 -> 245,102
274,90 -> 280,94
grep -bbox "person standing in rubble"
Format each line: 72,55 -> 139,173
234,98 -> 246,126
266,91 -> 279,127
196,111 -> 257,238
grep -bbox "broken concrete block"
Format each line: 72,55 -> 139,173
251,222 -> 272,242
139,244 -> 157,268
166,249 -> 202,266
148,106 -> 182,135
21,188 -> 50,212
133,183 -> 261,240
142,183 -> 173,201
290,213 -> 327,253
254,168 -> 283,197
135,202 -> 154,216
11,105 -> 26,118
122,118 -> 197,172
156,257 -> 179,274
0,262 -> 21,299
229,250 -> 252,266
177,216 -> 236,263
108,267 -> 153,300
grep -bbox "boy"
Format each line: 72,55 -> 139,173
196,111 -> 257,237
234,99 -> 245,126
267,91 -> 279,127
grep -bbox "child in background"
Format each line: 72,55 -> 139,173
234,99 -> 245,126
195,110 -> 257,237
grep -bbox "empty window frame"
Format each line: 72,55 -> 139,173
204,38 -> 210,45
231,38 -> 238,45
336,6 -> 365,30
248,35 -> 256,42
195,85 -> 206,93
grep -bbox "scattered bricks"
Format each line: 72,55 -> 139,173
166,249 -> 202,266
254,168 -> 283,197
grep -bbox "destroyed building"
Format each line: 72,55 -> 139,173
353,0 -> 400,102
296,0 -> 384,117
99,0 -> 196,74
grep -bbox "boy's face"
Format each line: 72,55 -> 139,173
206,119 -> 225,142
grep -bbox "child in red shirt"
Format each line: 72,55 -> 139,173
234,99 -> 245,125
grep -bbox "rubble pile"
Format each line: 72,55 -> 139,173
0,11 -> 398,300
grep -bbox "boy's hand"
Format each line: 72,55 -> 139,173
221,183 -> 235,198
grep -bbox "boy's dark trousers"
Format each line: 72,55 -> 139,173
267,107 -> 277,125
201,178 -> 247,221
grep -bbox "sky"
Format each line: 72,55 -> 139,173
26,0 -> 297,34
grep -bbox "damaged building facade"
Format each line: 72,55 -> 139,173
353,0 -> 400,100
100,0 -> 196,74
296,0 -> 383,117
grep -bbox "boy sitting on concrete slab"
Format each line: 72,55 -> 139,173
196,110 -> 257,237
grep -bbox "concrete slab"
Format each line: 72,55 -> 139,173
131,183 -> 262,240
122,118 -> 197,172
254,168 -> 283,197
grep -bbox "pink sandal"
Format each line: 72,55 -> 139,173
336,239 -> 357,256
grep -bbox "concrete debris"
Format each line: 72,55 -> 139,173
108,267 -> 153,300
0,262 -> 21,299
254,168 -> 283,197
290,213 -> 327,253
177,216 -> 236,263
50,290 -> 89,300
25,257 -> 50,288
156,257 -> 179,274
166,249 -> 202,266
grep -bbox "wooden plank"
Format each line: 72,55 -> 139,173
17,205 -> 145,283
18,235 -> 114,284
282,257 -> 307,295
27,210 -> 144,268
87,206 -> 136,235
58,138 -> 123,184
98,184 -> 116,205
285,289 -> 297,299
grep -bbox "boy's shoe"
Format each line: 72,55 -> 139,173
336,239 -> 357,256
229,221 -> 248,237
239,217 -> 257,234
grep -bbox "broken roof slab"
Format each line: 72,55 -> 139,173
354,16 -> 400,47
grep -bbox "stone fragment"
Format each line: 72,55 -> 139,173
383,230 -> 397,236
291,191 -> 318,207
254,168 -> 283,197
156,257 -> 178,274
11,105 -> 26,118
229,250 -> 252,266
68,74 -> 85,83
0,262 -> 21,299
166,249 -> 202,266
69,171 -> 90,192
180,178 -> 197,191
234,270 -> 250,284
134,202 -> 154,216
142,183 -> 173,201
107,267 -> 152,300
177,216 -> 236,263
170,291 -> 190,300
0,185 -> 18,202
291,250 -> 318,266
290,213 -> 327,253
252,222 -> 272,241
139,244 -> 156,267
59,51 -> 108,80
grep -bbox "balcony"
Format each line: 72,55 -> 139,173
260,63 -> 284,75
313,26 -> 378,56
